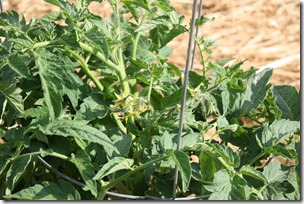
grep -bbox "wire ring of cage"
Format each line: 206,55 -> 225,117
37,156 -> 211,200
0,0 -> 210,200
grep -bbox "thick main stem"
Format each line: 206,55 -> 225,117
65,47 -> 104,92
79,42 -> 130,94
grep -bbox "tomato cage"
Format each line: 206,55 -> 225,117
2,0 -> 208,200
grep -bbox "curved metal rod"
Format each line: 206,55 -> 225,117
37,156 -> 210,200
37,156 -> 86,188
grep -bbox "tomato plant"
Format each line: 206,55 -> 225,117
0,0 -> 300,200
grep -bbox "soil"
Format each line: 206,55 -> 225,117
2,0 -> 300,89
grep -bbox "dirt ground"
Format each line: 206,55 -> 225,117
2,0 -> 300,90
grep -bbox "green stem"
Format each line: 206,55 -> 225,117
111,112 -> 127,134
79,42 -> 120,72
25,33 -> 35,44
113,0 -> 124,65
113,1 -> 131,96
33,41 -> 54,49
129,33 -> 141,96
147,73 -> 154,104
255,186 -> 266,200
65,47 -> 104,92
34,41 -> 128,93
207,78 -> 227,92
249,152 -> 265,166
194,37 -> 206,77
35,43 -> 105,92
218,157 -> 236,173
50,152 -> 70,161
131,32 -> 141,60
79,42 -> 130,94
104,155 -> 169,190
33,41 -> 130,95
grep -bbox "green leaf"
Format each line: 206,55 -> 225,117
150,24 -> 186,49
71,150 -> 98,197
135,36 -> 156,63
167,150 -> 191,193
0,83 -> 24,114
0,10 -> 26,30
273,86 -> 300,121
181,132 -> 201,149
285,168 -> 300,200
158,46 -> 173,59
121,0 -> 150,13
0,156 -> 9,175
5,155 -> 32,195
261,162 -> 295,200
264,145 -> 294,160
25,106 -> 50,129
159,25 -> 187,48
4,179 -> 81,200
8,39 -> 34,48
93,157 -> 134,180
158,131 -> 177,152
40,119 -> 118,153
161,88 -> 190,108
85,27 -> 109,59
217,116 -> 238,132
24,106 -> 49,119
35,49 -> 63,119
203,143 -> 240,168
44,0 -> 78,21
61,72 -> 83,109
76,0 -> 103,8
199,151 -> 222,193
135,19 -> 163,33
48,136 -> 71,156
230,69 -> 272,117
204,169 -> 250,200
104,128 -> 132,159
239,165 -> 267,183
124,3 -> 139,22
195,16 -> 215,26
262,161 -> 288,184
60,33 -> 81,51
35,48 -> 82,118
7,55 -> 33,79
188,70 -> 206,89
40,11 -> 64,21
87,18 -> 113,39
256,119 -> 299,148
75,93 -> 108,122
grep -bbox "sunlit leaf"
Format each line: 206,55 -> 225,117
93,157 -> 134,180
273,86 -> 300,121
0,83 -> 24,114
204,169 -> 250,200
40,119 -> 118,153
72,150 -> 98,197
7,55 -> 33,79
4,179 -> 81,200
167,150 -> 191,192
5,155 -> 32,195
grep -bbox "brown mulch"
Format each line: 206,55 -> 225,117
2,0 -> 300,89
